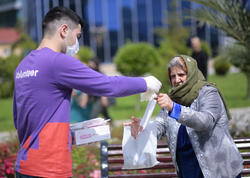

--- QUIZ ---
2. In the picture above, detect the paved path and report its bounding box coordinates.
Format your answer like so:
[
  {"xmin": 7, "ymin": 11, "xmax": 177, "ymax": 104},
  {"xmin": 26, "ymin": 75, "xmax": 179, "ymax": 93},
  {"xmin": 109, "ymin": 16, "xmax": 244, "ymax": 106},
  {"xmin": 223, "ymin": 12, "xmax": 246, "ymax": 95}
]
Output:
[{"xmin": 0, "ymin": 130, "xmax": 17, "ymax": 143}]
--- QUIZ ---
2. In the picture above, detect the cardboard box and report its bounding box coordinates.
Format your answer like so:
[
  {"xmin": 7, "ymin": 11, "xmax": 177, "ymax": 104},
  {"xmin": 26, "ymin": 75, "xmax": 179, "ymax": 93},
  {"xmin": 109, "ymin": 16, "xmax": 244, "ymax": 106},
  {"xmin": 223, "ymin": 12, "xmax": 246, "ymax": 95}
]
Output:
[
  {"xmin": 70, "ymin": 118, "xmax": 111, "ymax": 145},
  {"xmin": 70, "ymin": 118, "xmax": 106, "ymax": 130}
]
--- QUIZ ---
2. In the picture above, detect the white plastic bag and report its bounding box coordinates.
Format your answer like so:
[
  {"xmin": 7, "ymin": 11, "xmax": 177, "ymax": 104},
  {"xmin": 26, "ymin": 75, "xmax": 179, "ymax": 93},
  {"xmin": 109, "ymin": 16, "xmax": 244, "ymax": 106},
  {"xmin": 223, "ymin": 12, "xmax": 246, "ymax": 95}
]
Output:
[
  {"xmin": 122, "ymin": 121, "xmax": 159, "ymax": 169},
  {"xmin": 139, "ymin": 98, "xmax": 156, "ymax": 131}
]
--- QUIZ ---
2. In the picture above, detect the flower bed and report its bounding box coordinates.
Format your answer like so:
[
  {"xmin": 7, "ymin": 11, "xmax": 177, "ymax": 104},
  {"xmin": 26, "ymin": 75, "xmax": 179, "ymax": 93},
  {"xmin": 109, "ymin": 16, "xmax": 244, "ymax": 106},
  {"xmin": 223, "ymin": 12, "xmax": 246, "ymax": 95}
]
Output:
[
  {"xmin": 0, "ymin": 139, "xmax": 19, "ymax": 178},
  {"xmin": 0, "ymin": 138, "xmax": 101, "ymax": 178},
  {"xmin": 71, "ymin": 145, "xmax": 100, "ymax": 178}
]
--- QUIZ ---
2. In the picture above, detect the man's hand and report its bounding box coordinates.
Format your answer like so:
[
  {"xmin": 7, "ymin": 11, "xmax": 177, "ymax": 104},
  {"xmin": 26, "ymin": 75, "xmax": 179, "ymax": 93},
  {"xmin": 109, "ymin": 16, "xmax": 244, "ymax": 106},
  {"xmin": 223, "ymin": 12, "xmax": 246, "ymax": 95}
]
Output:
[
  {"xmin": 141, "ymin": 76, "xmax": 162, "ymax": 101},
  {"xmin": 124, "ymin": 116, "xmax": 143, "ymax": 139},
  {"xmin": 155, "ymin": 93, "xmax": 174, "ymax": 111}
]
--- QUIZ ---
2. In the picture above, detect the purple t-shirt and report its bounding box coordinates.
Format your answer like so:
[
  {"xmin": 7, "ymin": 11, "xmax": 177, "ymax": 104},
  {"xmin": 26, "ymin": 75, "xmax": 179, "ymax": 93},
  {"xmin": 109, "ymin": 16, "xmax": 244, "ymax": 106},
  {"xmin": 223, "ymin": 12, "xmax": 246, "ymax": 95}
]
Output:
[{"xmin": 13, "ymin": 47, "xmax": 146, "ymax": 177}]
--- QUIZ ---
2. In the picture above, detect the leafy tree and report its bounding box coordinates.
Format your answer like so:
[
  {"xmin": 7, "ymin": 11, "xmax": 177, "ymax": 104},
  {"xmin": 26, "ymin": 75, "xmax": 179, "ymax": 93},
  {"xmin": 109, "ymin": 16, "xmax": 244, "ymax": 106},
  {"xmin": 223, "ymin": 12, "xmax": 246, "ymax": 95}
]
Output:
[
  {"xmin": 12, "ymin": 33, "xmax": 37, "ymax": 56},
  {"xmin": 188, "ymin": 0, "xmax": 250, "ymax": 98},
  {"xmin": 0, "ymin": 32, "xmax": 36, "ymax": 98}
]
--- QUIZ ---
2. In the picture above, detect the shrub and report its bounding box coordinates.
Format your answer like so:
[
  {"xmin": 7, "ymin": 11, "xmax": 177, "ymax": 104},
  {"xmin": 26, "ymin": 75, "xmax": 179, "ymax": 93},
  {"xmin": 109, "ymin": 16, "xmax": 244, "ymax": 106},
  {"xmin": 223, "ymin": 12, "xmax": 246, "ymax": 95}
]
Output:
[
  {"xmin": 0, "ymin": 32, "xmax": 36, "ymax": 99},
  {"xmin": 11, "ymin": 33, "xmax": 36, "ymax": 54},
  {"xmin": 114, "ymin": 42, "xmax": 161, "ymax": 76},
  {"xmin": 213, "ymin": 55, "xmax": 231, "ymax": 75},
  {"xmin": 0, "ymin": 55, "xmax": 22, "ymax": 98},
  {"xmin": 77, "ymin": 46, "xmax": 95, "ymax": 64},
  {"xmin": 0, "ymin": 81, "xmax": 13, "ymax": 98}
]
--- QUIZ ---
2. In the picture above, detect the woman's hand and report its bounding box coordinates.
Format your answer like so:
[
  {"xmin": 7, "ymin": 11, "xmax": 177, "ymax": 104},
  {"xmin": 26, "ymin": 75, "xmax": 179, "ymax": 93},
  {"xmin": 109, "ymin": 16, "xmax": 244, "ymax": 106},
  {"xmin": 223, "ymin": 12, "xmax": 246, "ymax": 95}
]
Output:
[
  {"xmin": 155, "ymin": 93, "xmax": 174, "ymax": 111},
  {"xmin": 124, "ymin": 116, "xmax": 143, "ymax": 139}
]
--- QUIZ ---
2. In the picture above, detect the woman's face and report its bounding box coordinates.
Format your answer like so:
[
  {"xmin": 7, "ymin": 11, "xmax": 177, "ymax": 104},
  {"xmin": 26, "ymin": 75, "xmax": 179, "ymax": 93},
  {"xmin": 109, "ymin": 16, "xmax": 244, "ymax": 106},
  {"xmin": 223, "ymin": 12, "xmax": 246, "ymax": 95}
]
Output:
[{"xmin": 170, "ymin": 66, "xmax": 187, "ymax": 87}]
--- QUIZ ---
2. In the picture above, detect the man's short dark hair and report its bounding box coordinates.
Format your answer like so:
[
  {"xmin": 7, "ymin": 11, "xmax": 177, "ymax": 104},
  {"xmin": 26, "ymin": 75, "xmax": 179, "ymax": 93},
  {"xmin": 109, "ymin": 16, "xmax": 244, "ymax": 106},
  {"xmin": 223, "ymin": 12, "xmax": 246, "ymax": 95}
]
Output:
[{"xmin": 42, "ymin": 6, "xmax": 84, "ymax": 36}]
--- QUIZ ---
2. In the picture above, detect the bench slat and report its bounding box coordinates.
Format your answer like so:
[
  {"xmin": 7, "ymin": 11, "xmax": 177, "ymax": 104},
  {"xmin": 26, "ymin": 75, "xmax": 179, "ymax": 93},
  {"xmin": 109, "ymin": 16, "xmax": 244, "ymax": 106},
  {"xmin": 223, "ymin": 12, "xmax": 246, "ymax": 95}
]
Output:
[
  {"xmin": 234, "ymin": 138, "xmax": 250, "ymax": 143},
  {"xmin": 236, "ymin": 143, "xmax": 250, "ymax": 149},
  {"xmin": 109, "ymin": 172, "xmax": 178, "ymax": 178},
  {"xmin": 241, "ymin": 152, "xmax": 250, "ymax": 159},
  {"xmin": 242, "ymin": 168, "xmax": 250, "ymax": 176},
  {"xmin": 109, "ymin": 163, "xmax": 175, "ymax": 172},
  {"xmin": 108, "ymin": 156, "xmax": 173, "ymax": 164},
  {"xmin": 243, "ymin": 159, "xmax": 250, "ymax": 165},
  {"xmin": 109, "ymin": 153, "xmax": 250, "ymax": 165},
  {"xmin": 108, "ymin": 148, "xmax": 170, "ymax": 157},
  {"xmin": 108, "ymin": 143, "xmax": 169, "ymax": 150}
]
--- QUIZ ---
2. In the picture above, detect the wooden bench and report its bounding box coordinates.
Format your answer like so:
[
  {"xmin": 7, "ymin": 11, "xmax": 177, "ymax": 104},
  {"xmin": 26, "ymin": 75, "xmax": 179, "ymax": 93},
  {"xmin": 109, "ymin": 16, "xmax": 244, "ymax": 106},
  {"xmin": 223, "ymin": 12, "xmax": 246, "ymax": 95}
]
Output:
[{"xmin": 100, "ymin": 138, "xmax": 250, "ymax": 178}]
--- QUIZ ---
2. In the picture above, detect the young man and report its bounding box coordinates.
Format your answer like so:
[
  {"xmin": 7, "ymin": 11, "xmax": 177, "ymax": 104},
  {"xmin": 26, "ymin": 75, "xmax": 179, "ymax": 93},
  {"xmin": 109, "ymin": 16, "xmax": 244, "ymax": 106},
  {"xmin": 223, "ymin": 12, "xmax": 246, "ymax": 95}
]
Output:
[{"xmin": 13, "ymin": 7, "xmax": 161, "ymax": 178}]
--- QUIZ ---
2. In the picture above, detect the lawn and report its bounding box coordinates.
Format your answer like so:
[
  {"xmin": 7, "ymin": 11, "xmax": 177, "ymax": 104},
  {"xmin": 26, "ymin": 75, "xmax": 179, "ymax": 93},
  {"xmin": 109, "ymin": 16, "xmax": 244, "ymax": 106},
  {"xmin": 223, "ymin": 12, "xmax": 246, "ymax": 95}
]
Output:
[
  {"xmin": 208, "ymin": 73, "xmax": 250, "ymax": 108},
  {"xmin": 0, "ymin": 98, "xmax": 15, "ymax": 131},
  {"xmin": 1, "ymin": 72, "xmax": 250, "ymax": 132}
]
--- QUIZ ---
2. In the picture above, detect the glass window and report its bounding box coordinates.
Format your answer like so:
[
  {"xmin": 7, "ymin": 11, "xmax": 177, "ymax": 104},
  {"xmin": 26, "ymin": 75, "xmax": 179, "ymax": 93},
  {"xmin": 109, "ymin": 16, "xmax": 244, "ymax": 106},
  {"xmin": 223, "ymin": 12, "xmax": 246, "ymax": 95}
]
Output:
[
  {"xmin": 152, "ymin": 0, "xmax": 162, "ymax": 28},
  {"xmin": 122, "ymin": 0, "xmax": 133, "ymax": 42},
  {"xmin": 107, "ymin": 0, "xmax": 118, "ymax": 58},
  {"xmin": 94, "ymin": 0, "xmax": 103, "ymax": 26},
  {"xmin": 137, "ymin": 0, "xmax": 147, "ymax": 41},
  {"xmin": 181, "ymin": 1, "xmax": 191, "ymax": 27}
]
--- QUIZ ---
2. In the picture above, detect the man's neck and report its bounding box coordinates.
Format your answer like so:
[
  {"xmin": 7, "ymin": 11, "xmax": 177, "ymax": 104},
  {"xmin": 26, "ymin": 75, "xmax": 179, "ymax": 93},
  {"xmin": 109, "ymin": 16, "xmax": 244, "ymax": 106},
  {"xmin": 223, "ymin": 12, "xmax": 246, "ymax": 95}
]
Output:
[{"xmin": 37, "ymin": 38, "xmax": 62, "ymax": 53}]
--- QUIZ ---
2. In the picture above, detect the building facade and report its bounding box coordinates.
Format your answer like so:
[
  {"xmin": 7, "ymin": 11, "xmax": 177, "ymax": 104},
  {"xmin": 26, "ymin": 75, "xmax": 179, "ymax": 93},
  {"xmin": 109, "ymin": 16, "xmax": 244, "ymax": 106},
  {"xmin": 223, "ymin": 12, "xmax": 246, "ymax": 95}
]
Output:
[
  {"xmin": 2, "ymin": 0, "xmax": 243, "ymax": 63},
  {"xmin": 0, "ymin": 0, "xmax": 22, "ymax": 28}
]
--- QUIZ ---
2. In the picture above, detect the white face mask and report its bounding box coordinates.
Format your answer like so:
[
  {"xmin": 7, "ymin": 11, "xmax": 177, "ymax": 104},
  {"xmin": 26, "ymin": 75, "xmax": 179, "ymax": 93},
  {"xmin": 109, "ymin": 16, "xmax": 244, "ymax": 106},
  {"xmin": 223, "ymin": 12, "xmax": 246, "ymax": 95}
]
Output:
[{"xmin": 66, "ymin": 37, "xmax": 79, "ymax": 56}]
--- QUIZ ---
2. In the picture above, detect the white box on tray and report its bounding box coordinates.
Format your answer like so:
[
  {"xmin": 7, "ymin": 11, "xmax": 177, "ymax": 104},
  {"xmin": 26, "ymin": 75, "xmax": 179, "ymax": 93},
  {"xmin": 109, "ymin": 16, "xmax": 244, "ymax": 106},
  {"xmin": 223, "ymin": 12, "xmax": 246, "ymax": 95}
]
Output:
[
  {"xmin": 70, "ymin": 117, "xmax": 106, "ymax": 130},
  {"xmin": 70, "ymin": 118, "xmax": 111, "ymax": 145}
]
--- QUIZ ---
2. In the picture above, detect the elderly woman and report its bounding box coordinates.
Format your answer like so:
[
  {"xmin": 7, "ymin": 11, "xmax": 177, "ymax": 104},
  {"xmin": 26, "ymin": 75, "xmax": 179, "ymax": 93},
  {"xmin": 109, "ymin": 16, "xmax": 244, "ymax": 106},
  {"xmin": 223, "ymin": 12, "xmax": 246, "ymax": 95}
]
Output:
[{"xmin": 127, "ymin": 55, "xmax": 243, "ymax": 178}]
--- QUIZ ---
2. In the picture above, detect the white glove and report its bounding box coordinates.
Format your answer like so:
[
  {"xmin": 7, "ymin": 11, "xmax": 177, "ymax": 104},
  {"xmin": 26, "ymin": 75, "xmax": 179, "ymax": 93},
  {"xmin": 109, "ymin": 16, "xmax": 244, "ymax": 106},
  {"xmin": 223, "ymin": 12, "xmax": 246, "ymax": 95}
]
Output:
[{"xmin": 141, "ymin": 76, "xmax": 162, "ymax": 101}]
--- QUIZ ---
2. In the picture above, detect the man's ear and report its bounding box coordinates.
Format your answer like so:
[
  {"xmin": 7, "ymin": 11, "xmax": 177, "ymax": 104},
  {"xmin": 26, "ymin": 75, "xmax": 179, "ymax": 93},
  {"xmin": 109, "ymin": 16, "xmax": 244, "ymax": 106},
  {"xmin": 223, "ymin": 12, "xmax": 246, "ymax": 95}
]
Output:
[{"xmin": 59, "ymin": 24, "xmax": 68, "ymax": 39}]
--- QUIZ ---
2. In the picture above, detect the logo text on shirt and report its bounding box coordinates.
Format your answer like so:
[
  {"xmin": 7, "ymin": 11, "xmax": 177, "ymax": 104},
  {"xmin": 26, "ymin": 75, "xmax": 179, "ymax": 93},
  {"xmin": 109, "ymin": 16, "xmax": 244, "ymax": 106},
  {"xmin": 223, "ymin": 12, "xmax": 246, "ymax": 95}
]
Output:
[{"xmin": 16, "ymin": 70, "xmax": 39, "ymax": 79}]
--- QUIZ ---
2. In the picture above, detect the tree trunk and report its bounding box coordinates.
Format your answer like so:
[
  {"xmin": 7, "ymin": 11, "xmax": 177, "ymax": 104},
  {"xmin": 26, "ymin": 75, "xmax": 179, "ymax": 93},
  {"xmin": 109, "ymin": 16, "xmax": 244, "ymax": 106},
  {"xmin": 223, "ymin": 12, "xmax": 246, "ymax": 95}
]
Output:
[
  {"xmin": 135, "ymin": 94, "xmax": 141, "ymax": 110},
  {"xmin": 246, "ymin": 72, "xmax": 250, "ymax": 99}
]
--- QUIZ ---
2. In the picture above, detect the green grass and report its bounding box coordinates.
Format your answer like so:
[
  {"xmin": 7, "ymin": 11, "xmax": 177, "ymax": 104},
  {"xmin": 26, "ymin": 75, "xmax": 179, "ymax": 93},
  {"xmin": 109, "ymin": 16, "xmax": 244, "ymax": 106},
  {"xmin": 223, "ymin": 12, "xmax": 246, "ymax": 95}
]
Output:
[
  {"xmin": 208, "ymin": 73, "xmax": 250, "ymax": 108},
  {"xmin": 1, "ymin": 72, "xmax": 250, "ymax": 132},
  {"xmin": 0, "ymin": 98, "xmax": 15, "ymax": 132}
]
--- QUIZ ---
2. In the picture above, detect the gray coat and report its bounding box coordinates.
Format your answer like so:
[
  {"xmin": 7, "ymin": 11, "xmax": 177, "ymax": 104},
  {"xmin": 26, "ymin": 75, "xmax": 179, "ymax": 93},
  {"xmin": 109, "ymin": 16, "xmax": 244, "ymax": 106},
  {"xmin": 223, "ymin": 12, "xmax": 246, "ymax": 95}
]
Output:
[{"xmin": 155, "ymin": 85, "xmax": 243, "ymax": 178}]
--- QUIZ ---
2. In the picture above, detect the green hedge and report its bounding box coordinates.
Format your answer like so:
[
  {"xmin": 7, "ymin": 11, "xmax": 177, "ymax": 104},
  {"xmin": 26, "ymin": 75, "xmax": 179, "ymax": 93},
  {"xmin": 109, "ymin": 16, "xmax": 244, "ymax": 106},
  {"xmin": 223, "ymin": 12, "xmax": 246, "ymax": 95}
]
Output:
[
  {"xmin": 0, "ymin": 55, "xmax": 21, "ymax": 98},
  {"xmin": 114, "ymin": 42, "xmax": 161, "ymax": 76},
  {"xmin": 213, "ymin": 55, "xmax": 231, "ymax": 76},
  {"xmin": 77, "ymin": 46, "xmax": 95, "ymax": 64}
]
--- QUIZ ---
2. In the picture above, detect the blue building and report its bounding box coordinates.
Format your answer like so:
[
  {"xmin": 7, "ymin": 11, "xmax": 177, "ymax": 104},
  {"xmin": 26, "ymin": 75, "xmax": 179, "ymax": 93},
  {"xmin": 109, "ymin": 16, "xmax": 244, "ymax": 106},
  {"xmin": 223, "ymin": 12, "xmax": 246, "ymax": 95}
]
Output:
[
  {"xmin": 2, "ymin": 0, "xmax": 242, "ymax": 63},
  {"xmin": 0, "ymin": 0, "xmax": 22, "ymax": 27}
]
